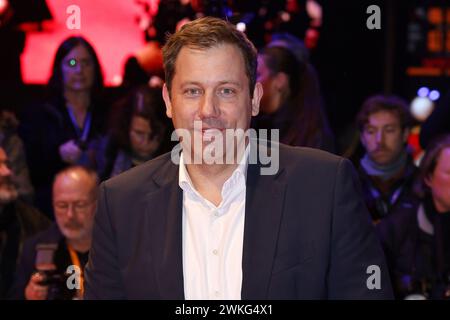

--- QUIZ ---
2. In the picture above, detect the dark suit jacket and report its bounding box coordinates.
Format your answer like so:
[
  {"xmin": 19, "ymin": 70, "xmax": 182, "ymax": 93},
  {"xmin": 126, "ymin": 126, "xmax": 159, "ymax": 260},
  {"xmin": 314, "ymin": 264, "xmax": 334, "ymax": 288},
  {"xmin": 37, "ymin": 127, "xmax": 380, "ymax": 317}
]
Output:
[{"xmin": 85, "ymin": 142, "xmax": 393, "ymax": 299}]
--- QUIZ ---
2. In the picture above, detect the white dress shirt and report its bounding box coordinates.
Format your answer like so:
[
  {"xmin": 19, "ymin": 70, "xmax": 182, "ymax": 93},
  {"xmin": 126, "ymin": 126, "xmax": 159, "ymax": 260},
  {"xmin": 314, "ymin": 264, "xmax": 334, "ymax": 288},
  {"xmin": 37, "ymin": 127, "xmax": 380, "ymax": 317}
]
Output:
[{"xmin": 179, "ymin": 147, "xmax": 249, "ymax": 300}]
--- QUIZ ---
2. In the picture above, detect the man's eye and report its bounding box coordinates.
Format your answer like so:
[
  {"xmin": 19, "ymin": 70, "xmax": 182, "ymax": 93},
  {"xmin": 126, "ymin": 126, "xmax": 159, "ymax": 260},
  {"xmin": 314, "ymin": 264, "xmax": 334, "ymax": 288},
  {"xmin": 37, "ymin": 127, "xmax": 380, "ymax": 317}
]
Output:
[
  {"xmin": 55, "ymin": 203, "xmax": 68, "ymax": 210},
  {"xmin": 184, "ymin": 88, "xmax": 202, "ymax": 96},
  {"xmin": 75, "ymin": 202, "xmax": 89, "ymax": 209},
  {"xmin": 384, "ymin": 127, "xmax": 396, "ymax": 133},
  {"xmin": 219, "ymin": 88, "xmax": 236, "ymax": 96}
]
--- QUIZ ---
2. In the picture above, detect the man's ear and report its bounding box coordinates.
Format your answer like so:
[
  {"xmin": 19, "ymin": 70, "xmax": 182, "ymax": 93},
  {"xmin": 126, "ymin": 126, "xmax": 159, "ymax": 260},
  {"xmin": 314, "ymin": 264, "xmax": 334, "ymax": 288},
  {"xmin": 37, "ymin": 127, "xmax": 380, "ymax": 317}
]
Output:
[
  {"xmin": 162, "ymin": 84, "xmax": 173, "ymax": 118},
  {"xmin": 251, "ymin": 82, "xmax": 263, "ymax": 116}
]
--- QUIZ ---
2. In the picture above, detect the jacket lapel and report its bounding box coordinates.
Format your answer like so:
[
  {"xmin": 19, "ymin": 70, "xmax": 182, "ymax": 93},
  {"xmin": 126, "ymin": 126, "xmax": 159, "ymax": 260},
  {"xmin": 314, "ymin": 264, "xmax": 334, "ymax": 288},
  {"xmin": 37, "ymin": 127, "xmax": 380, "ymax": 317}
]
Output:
[
  {"xmin": 146, "ymin": 159, "xmax": 185, "ymax": 299},
  {"xmin": 241, "ymin": 155, "xmax": 286, "ymax": 299},
  {"xmin": 145, "ymin": 139, "xmax": 286, "ymax": 300}
]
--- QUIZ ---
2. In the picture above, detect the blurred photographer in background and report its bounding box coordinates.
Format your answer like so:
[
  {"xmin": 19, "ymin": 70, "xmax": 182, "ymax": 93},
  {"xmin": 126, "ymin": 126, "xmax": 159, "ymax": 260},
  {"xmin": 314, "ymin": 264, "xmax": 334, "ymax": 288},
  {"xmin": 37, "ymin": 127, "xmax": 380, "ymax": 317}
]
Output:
[
  {"xmin": 19, "ymin": 36, "xmax": 108, "ymax": 218},
  {"xmin": 9, "ymin": 166, "xmax": 98, "ymax": 300},
  {"xmin": 0, "ymin": 146, "xmax": 49, "ymax": 298},
  {"xmin": 377, "ymin": 134, "xmax": 450, "ymax": 299}
]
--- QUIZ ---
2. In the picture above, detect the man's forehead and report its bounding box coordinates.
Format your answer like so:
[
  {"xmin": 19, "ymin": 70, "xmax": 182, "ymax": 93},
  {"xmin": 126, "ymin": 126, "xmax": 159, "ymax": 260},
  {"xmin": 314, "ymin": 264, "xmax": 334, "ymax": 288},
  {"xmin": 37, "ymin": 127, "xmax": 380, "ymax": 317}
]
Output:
[
  {"xmin": 367, "ymin": 111, "xmax": 401, "ymax": 124},
  {"xmin": 172, "ymin": 45, "xmax": 247, "ymax": 85},
  {"xmin": 177, "ymin": 45, "xmax": 241, "ymax": 63},
  {"xmin": 54, "ymin": 174, "xmax": 94, "ymax": 191}
]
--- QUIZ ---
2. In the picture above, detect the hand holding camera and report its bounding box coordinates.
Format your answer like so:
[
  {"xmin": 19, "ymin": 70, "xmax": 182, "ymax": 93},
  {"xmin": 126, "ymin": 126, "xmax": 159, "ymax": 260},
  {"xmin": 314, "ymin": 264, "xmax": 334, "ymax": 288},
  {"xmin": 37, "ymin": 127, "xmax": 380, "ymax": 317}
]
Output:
[{"xmin": 24, "ymin": 272, "xmax": 50, "ymax": 300}]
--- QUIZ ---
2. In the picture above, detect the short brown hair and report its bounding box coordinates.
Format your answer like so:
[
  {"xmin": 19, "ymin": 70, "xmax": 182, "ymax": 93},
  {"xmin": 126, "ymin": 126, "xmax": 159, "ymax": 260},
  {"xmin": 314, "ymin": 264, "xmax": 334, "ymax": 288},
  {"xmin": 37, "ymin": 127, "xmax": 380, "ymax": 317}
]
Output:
[
  {"xmin": 162, "ymin": 17, "xmax": 258, "ymax": 97},
  {"xmin": 414, "ymin": 134, "xmax": 450, "ymax": 198},
  {"xmin": 356, "ymin": 94, "xmax": 412, "ymax": 131}
]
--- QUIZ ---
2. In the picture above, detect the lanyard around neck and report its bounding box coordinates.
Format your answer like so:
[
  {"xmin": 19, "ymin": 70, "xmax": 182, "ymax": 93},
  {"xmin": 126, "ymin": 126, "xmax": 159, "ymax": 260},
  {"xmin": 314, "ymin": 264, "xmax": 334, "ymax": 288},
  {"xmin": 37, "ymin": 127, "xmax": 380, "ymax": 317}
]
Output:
[{"xmin": 67, "ymin": 107, "xmax": 92, "ymax": 142}]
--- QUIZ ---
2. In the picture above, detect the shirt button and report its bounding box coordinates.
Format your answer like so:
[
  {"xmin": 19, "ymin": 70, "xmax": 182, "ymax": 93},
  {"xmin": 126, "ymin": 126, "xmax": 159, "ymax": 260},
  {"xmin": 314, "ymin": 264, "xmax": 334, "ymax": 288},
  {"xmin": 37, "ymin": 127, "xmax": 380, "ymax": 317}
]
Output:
[
  {"xmin": 212, "ymin": 249, "xmax": 218, "ymax": 255},
  {"xmin": 215, "ymin": 291, "xmax": 220, "ymax": 297}
]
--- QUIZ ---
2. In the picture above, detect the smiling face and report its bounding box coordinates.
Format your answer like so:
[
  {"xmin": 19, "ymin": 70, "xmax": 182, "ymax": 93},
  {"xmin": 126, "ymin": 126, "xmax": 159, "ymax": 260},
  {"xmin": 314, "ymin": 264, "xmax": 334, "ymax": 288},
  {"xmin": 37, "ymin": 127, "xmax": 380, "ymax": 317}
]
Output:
[
  {"xmin": 162, "ymin": 43, "xmax": 263, "ymax": 163},
  {"xmin": 61, "ymin": 44, "xmax": 95, "ymax": 92}
]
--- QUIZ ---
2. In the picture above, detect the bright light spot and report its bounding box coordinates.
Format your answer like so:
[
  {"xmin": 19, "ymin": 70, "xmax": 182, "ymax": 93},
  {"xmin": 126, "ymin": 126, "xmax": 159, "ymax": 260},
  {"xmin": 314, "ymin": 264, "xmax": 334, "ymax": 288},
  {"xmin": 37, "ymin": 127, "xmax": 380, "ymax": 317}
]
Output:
[
  {"xmin": 410, "ymin": 97, "xmax": 434, "ymax": 122},
  {"xmin": 111, "ymin": 75, "xmax": 123, "ymax": 86},
  {"xmin": 281, "ymin": 12, "xmax": 291, "ymax": 22},
  {"xmin": 0, "ymin": 0, "xmax": 8, "ymax": 14},
  {"xmin": 306, "ymin": 0, "xmax": 323, "ymax": 26},
  {"xmin": 417, "ymin": 87, "xmax": 429, "ymax": 98},
  {"xmin": 429, "ymin": 90, "xmax": 440, "ymax": 101},
  {"xmin": 236, "ymin": 22, "xmax": 246, "ymax": 32}
]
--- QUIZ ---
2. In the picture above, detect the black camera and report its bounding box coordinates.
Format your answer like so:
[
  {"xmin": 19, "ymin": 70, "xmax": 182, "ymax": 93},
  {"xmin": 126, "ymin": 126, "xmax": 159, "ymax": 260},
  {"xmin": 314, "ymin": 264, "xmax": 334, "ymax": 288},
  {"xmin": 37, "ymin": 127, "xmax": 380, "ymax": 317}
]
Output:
[
  {"xmin": 37, "ymin": 270, "xmax": 74, "ymax": 300},
  {"xmin": 34, "ymin": 243, "xmax": 76, "ymax": 300}
]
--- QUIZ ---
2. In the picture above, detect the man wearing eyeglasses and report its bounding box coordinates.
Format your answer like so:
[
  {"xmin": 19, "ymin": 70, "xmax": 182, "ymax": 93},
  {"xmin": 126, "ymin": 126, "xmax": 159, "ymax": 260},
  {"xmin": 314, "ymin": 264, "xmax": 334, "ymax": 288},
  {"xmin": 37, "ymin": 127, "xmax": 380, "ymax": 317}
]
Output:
[{"xmin": 9, "ymin": 166, "xmax": 98, "ymax": 300}]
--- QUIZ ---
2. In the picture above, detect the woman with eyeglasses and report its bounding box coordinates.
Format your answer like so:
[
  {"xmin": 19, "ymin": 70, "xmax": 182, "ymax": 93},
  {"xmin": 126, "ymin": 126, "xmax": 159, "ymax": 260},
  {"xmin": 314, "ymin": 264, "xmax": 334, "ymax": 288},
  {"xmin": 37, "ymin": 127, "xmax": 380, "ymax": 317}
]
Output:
[{"xmin": 19, "ymin": 36, "xmax": 108, "ymax": 218}]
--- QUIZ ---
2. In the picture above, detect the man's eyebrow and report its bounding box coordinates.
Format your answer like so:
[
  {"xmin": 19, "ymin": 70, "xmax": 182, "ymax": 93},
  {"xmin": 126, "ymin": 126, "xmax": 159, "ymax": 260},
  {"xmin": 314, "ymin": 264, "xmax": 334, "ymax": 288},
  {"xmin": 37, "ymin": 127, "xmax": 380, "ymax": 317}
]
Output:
[
  {"xmin": 179, "ymin": 81, "xmax": 202, "ymax": 87},
  {"xmin": 217, "ymin": 81, "xmax": 242, "ymax": 87},
  {"xmin": 179, "ymin": 81, "xmax": 242, "ymax": 87}
]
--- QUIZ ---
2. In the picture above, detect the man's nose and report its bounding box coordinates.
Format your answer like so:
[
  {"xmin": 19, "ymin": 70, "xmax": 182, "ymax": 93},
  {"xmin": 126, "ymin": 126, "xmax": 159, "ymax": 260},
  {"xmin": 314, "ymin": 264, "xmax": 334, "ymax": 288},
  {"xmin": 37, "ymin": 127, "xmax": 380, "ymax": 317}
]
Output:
[
  {"xmin": 66, "ymin": 204, "xmax": 75, "ymax": 219},
  {"xmin": 375, "ymin": 131, "xmax": 384, "ymax": 144},
  {"xmin": 199, "ymin": 91, "xmax": 219, "ymax": 120}
]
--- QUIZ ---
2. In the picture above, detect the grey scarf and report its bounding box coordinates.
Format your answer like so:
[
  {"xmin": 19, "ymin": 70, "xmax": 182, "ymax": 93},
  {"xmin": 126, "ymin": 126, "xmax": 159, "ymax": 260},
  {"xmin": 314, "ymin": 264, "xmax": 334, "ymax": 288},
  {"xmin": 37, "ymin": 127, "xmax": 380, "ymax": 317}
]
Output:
[{"xmin": 360, "ymin": 150, "xmax": 408, "ymax": 181}]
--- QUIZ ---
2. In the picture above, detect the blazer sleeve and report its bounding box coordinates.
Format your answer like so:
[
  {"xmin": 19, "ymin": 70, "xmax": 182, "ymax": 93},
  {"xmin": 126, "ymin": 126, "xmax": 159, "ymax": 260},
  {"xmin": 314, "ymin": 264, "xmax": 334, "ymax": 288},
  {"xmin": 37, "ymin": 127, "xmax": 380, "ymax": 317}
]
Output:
[
  {"xmin": 84, "ymin": 183, "xmax": 125, "ymax": 299},
  {"xmin": 327, "ymin": 158, "xmax": 394, "ymax": 299}
]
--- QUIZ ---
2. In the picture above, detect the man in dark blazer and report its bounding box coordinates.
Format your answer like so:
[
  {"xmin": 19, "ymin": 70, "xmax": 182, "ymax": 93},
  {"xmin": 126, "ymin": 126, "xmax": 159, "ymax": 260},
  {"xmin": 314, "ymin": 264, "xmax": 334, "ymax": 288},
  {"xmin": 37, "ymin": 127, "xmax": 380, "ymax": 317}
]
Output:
[{"xmin": 85, "ymin": 17, "xmax": 393, "ymax": 299}]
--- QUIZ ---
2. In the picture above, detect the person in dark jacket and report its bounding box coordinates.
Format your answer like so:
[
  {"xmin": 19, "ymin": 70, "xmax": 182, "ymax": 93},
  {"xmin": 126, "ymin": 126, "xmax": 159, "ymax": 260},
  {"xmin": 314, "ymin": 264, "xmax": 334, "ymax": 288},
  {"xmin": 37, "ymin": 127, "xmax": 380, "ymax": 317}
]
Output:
[
  {"xmin": 84, "ymin": 17, "xmax": 392, "ymax": 300},
  {"xmin": 377, "ymin": 134, "xmax": 450, "ymax": 299},
  {"xmin": 356, "ymin": 94, "xmax": 417, "ymax": 223}
]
